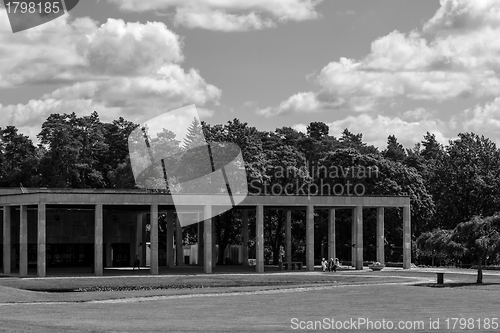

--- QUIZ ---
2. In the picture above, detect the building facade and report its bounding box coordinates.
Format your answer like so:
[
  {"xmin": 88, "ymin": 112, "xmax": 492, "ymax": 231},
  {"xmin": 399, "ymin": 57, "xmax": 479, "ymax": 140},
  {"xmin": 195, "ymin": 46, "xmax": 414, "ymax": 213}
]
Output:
[{"xmin": 0, "ymin": 189, "xmax": 411, "ymax": 277}]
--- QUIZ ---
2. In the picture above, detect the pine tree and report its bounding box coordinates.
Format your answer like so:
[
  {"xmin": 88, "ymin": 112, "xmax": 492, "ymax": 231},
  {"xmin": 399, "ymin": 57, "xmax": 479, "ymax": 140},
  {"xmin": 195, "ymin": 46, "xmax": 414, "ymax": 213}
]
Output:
[
  {"xmin": 182, "ymin": 117, "xmax": 205, "ymax": 150},
  {"xmin": 421, "ymin": 132, "xmax": 442, "ymax": 160},
  {"xmin": 384, "ymin": 135, "xmax": 406, "ymax": 161}
]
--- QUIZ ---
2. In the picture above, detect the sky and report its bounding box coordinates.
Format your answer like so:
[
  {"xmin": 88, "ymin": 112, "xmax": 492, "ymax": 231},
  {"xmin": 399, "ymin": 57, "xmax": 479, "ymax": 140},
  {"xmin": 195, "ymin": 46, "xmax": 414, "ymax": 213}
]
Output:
[{"xmin": 0, "ymin": 0, "xmax": 499, "ymax": 150}]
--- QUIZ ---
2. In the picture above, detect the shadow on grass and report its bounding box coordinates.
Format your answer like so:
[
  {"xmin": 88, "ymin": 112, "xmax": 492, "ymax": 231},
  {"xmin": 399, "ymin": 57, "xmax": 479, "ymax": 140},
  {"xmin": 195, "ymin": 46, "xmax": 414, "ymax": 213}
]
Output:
[{"xmin": 414, "ymin": 282, "xmax": 500, "ymax": 288}]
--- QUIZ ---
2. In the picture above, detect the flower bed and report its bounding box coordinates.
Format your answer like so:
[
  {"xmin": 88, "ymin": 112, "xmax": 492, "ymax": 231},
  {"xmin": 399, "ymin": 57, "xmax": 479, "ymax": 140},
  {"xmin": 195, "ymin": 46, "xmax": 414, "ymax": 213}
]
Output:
[{"xmin": 368, "ymin": 262, "xmax": 385, "ymax": 271}]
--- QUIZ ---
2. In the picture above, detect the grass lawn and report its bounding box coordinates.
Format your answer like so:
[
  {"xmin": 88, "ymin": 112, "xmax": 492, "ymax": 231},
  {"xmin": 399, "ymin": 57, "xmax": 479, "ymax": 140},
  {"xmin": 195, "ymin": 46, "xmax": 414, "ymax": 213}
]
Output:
[{"xmin": 0, "ymin": 269, "xmax": 499, "ymax": 332}]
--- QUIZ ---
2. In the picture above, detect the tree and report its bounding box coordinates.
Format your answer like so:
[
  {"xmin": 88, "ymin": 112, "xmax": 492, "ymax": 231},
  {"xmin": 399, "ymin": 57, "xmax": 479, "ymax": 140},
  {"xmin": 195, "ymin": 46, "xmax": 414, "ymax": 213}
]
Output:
[
  {"xmin": 416, "ymin": 228, "xmax": 452, "ymax": 267},
  {"xmin": 103, "ymin": 117, "xmax": 139, "ymax": 188},
  {"xmin": 421, "ymin": 132, "xmax": 443, "ymax": 161},
  {"xmin": 204, "ymin": 118, "xmax": 267, "ymax": 191},
  {"xmin": 38, "ymin": 113, "xmax": 82, "ymax": 187},
  {"xmin": 0, "ymin": 126, "xmax": 40, "ymax": 186},
  {"xmin": 274, "ymin": 126, "xmax": 304, "ymax": 147},
  {"xmin": 296, "ymin": 122, "xmax": 339, "ymax": 177},
  {"xmin": 37, "ymin": 112, "xmax": 110, "ymax": 188},
  {"xmin": 133, "ymin": 126, "xmax": 182, "ymax": 193},
  {"xmin": 182, "ymin": 117, "xmax": 204, "ymax": 150},
  {"xmin": 417, "ymin": 214, "xmax": 500, "ymax": 283},
  {"xmin": 73, "ymin": 112, "xmax": 109, "ymax": 188},
  {"xmin": 383, "ymin": 135, "xmax": 406, "ymax": 162},
  {"xmin": 338, "ymin": 128, "xmax": 379, "ymax": 155},
  {"xmin": 430, "ymin": 133, "xmax": 500, "ymax": 229},
  {"xmin": 307, "ymin": 122, "xmax": 329, "ymax": 140}
]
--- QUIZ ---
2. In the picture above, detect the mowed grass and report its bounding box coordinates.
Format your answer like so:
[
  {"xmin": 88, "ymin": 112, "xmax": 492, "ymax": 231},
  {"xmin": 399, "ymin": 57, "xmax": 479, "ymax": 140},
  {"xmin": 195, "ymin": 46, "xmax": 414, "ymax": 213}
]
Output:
[
  {"xmin": 1, "ymin": 281, "xmax": 500, "ymax": 332},
  {"xmin": 0, "ymin": 269, "xmax": 499, "ymax": 332},
  {"xmin": 0, "ymin": 272, "xmax": 412, "ymax": 303}
]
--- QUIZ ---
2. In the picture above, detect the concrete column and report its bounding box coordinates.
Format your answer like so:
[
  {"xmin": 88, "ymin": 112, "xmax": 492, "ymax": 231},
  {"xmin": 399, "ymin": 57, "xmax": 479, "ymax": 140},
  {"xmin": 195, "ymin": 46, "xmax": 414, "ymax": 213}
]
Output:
[
  {"xmin": 37, "ymin": 202, "xmax": 46, "ymax": 277},
  {"xmin": 203, "ymin": 205, "xmax": 212, "ymax": 273},
  {"xmin": 105, "ymin": 216, "xmax": 112, "ymax": 267},
  {"xmin": 285, "ymin": 210, "xmax": 292, "ymax": 263},
  {"xmin": 306, "ymin": 205, "xmax": 314, "ymax": 272},
  {"xmin": 328, "ymin": 209, "xmax": 336, "ymax": 260},
  {"xmin": 212, "ymin": 218, "xmax": 217, "ymax": 268},
  {"xmin": 241, "ymin": 209, "xmax": 249, "ymax": 266},
  {"xmin": 256, "ymin": 204, "xmax": 264, "ymax": 273},
  {"xmin": 3, "ymin": 206, "xmax": 11, "ymax": 274},
  {"xmin": 175, "ymin": 215, "xmax": 183, "ymax": 266},
  {"xmin": 150, "ymin": 204, "xmax": 159, "ymax": 275},
  {"xmin": 354, "ymin": 206, "xmax": 363, "ymax": 270},
  {"xmin": 141, "ymin": 216, "xmax": 147, "ymax": 267},
  {"xmin": 351, "ymin": 209, "xmax": 356, "ymax": 267},
  {"xmin": 129, "ymin": 224, "xmax": 135, "ymax": 267},
  {"xmin": 94, "ymin": 203, "xmax": 103, "ymax": 276},
  {"xmin": 403, "ymin": 205, "xmax": 411, "ymax": 269},
  {"xmin": 19, "ymin": 205, "xmax": 28, "ymax": 277},
  {"xmin": 135, "ymin": 213, "xmax": 143, "ymax": 267},
  {"xmin": 197, "ymin": 221, "xmax": 204, "ymax": 266},
  {"xmin": 376, "ymin": 207, "xmax": 385, "ymax": 265},
  {"xmin": 166, "ymin": 211, "xmax": 174, "ymax": 268}
]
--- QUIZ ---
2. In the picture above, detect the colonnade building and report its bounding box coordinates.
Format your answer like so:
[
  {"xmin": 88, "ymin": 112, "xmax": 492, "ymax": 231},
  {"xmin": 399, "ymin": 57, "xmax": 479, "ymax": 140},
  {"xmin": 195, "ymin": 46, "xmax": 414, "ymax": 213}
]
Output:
[{"xmin": 0, "ymin": 189, "xmax": 411, "ymax": 277}]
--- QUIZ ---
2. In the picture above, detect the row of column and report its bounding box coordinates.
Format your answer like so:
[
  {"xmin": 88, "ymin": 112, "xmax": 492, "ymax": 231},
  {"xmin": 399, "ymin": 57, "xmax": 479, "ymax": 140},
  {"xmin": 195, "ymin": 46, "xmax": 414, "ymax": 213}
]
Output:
[
  {"xmin": 159, "ymin": 204, "xmax": 410, "ymax": 273},
  {"xmin": 2, "ymin": 203, "xmax": 47, "ymax": 277},
  {"xmin": 1, "ymin": 203, "xmax": 411, "ymax": 277},
  {"xmin": 266, "ymin": 205, "xmax": 411, "ymax": 271},
  {"xmin": 349, "ymin": 206, "xmax": 411, "ymax": 269}
]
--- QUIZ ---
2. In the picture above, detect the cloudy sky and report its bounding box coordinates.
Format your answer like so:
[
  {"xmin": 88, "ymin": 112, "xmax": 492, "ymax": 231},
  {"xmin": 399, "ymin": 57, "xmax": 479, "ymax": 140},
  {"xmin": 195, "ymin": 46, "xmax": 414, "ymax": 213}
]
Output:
[{"xmin": 0, "ymin": 0, "xmax": 499, "ymax": 149}]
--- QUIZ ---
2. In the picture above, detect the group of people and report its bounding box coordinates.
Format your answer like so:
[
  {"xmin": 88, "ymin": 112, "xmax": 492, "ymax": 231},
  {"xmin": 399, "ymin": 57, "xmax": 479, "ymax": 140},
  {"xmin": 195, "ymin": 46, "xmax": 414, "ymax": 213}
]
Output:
[{"xmin": 321, "ymin": 258, "xmax": 339, "ymax": 272}]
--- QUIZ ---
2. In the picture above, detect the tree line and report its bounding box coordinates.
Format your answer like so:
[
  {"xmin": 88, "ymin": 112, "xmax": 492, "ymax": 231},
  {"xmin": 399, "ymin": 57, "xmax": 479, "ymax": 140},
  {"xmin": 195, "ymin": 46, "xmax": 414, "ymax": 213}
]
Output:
[{"xmin": 2, "ymin": 112, "xmax": 500, "ymax": 275}]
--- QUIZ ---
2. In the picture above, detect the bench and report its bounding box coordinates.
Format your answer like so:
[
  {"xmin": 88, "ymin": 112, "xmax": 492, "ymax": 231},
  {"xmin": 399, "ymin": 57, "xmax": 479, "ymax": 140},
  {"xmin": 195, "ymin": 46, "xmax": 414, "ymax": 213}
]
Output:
[{"xmin": 279, "ymin": 261, "xmax": 303, "ymax": 270}]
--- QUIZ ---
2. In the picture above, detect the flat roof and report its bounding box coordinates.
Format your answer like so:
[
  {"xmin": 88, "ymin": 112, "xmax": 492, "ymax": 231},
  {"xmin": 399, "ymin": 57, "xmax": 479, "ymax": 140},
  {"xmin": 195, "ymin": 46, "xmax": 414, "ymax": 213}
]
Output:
[{"xmin": 0, "ymin": 188, "xmax": 410, "ymax": 208}]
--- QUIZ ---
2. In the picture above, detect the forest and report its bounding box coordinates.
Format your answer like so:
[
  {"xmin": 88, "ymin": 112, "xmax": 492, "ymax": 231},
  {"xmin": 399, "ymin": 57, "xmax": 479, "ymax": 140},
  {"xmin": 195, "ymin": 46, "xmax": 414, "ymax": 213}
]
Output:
[{"xmin": 2, "ymin": 111, "xmax": 500, "ymax": 269}]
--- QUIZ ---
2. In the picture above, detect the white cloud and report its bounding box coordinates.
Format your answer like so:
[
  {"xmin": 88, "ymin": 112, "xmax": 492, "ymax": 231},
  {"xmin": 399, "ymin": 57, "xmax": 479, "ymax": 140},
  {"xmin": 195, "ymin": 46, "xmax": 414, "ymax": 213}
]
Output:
[
  {"xmin": 257, "ymin": 91, "xmax": 344, "ymax": 117},
  {"xmin": 0, "ymin": 14, "xmax": 185, "ymax": 87},
  {"xmin": 0, "ymin": 11, "xmax": 221, "ymax": 139},
  {"xmin": 325, "ymin": 114, "xmax": 450, "ymax": 150},
  {"xmin": 0, "ymin": 67, "xmax": 221, "ymax": 135},
  {"xmin": 401, "ymin": 107, "xmax": 434, "ymax": 121},
  {"xmin": 197, "ymin": 107, "xmax": 216, "ymax": 119},
  {"xmin": 292, "ymin": 123, "xmax": 307, "ymax": 134},
  {"xmin": 81, "ymin": 20, "xmax": 184, "ymax": 76},
  {"xmin": 261, "ymin": 0, "xmax": 500, "ymax": 117},
  {"xmin": 256, "ymin": 0, "xmax": 500, "ymax": 158},
  {"xmin": 462, "ymin": 97, "xmax": 500, "ymax": 133},
  {"xmin": 107, "ymin": 0, "xmax": 322, "ymax": 31},
  {"xmin": 43, "ymin": 65, "xmax": 220, "ymax": 113},
  {"xmin": 174, "ymin": 8, "xmax": 276, "ymax": 31},
  {"xmin": 435, "ymin": 97, "xmax": 500, "ymax": 147},
  {"xmin": 423, "ymin": 0, "xmax": 500, "ymax": 33}
]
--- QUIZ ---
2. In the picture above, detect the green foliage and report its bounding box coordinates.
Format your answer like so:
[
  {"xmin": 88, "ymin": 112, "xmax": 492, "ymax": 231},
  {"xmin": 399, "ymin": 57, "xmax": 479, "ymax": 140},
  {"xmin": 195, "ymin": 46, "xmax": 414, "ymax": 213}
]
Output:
[
  {"xmin": 383, "ymin": 135, "xmax": 406, "ymax": 162},
  {"xmin": 430, "ymin": 133, "xmax": 500, "ymax": 229},
  {"xmin": 417, "ymin": 214, "xmax": 500, "ymax": 283},
  {"xmin": 7, "ymin": 112, "xmax": 500, "ymax": 270},
  {"xmin": 306, "ymin": 122, "xmax": 329, "ymax": 140},
  {"xmin": 182, "ymin": 117, "xmax": 204, "ymax": 150},
  {"xmin": 0, "ymin": 126, "xmax": 39, "ymax": 186}
]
